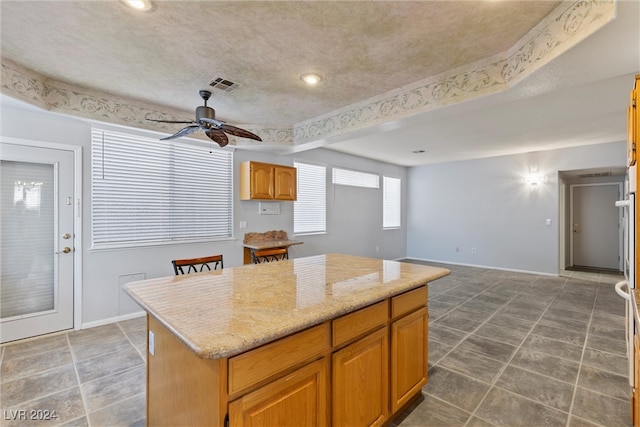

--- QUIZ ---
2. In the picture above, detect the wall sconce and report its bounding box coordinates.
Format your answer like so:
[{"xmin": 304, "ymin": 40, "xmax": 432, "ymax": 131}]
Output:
[{"xmin": 525, "ymin": 173, "xmax": 544, "ymax": 186}]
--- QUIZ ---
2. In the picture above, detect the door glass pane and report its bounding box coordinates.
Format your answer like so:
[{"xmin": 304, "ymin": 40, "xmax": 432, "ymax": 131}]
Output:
[{"xmin": 1, "ymin": 160, "xmax": 55, "ymax": 319}]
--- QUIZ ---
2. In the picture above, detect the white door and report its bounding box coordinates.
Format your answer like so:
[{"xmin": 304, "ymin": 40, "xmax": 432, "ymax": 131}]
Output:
[
  {"xmin": 571, "ymin": 183, "xmax": 622, "ymax": 271},
  {"xmin": 0, "ymin": 142, "xmax": 75, "ymax": 343}
]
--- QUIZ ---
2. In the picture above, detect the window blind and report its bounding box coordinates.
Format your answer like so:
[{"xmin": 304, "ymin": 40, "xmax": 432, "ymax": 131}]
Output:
[
  {"xmin": 294, "ymin": 162, "xmax": 326, "ymax": 234},
  {"xmin": 383, "ymin": 176, "xmax": 401, "ymax": 229},
  {"xmin": 332, "ymin": 167, "xmax": 379, "ymax": 188},
  {"xmin": 91, "ymin": 128, "xmax": 233, "ymax": 248}
]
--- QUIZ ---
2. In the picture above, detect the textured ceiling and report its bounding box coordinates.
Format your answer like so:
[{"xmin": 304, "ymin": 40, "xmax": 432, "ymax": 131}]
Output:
[{"xmin": 1, "ymin": 0, "xmax": 638, "ymax": 166}]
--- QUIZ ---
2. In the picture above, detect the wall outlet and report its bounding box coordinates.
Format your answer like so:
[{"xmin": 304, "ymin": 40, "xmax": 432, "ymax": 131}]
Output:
[
  {"xmin": 471, "ymin": 248, "xmax": 477, "ymax": 253},
  {"xmin": 148, "ymin": 330, "xmax": 155, "ymax": 356},
  {"xmin": 239, "ymin": 221, "xmax": 247, "ymax": 229}
]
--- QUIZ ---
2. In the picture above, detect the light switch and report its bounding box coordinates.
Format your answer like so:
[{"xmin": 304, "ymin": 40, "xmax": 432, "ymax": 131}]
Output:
[{"xmin": 545, "ymin": 219, "xmax": 552, "ymax": 226}]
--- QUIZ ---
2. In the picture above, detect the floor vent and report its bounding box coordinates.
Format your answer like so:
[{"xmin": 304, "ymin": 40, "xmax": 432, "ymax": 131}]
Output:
[{"xmin": 209, "ymin": 77, "xmax": 238, "ymax": 92}]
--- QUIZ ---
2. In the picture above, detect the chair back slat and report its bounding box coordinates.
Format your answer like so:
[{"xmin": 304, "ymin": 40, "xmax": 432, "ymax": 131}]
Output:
[
  {"xmin": 253, "ymin": 248, "xmax": 288, "ymax": 264},
  {"xmin": 172, "ymin": 254, "xmax": 223, "ymax": 275}
]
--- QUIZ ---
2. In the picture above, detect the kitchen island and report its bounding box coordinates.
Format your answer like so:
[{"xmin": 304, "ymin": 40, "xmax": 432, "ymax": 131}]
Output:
[{"xmin": 125, "ymin": 254, "xmax": 449, "ymax": 427}]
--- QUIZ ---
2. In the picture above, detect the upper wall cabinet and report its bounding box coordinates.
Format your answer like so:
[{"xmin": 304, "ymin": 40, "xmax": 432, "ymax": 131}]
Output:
[{"xmin": 240, "ymin": 161, "xmax": 297, "ymax": 201}]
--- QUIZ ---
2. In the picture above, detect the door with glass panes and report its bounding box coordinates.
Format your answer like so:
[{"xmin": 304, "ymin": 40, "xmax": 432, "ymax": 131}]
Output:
[{"xmin": 0, "ymin": 141, "xmax": 75, "ymax": 343}]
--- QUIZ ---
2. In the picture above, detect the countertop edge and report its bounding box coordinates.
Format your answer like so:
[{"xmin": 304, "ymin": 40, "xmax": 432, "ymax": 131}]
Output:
[{"xmin": 242, "ymin": 240, "xmax": 304, "ymax": 250}]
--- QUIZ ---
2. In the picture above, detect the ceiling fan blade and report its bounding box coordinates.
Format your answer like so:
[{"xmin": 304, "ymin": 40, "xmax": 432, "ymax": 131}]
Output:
[
  {"xmin": 147, "ymin": 118, "xmax": 195, "ymax": 124},
  {"xmin": 160, "ymin": 124, "xmax": 201, "ymax": 140},
  {"xmin": 220, "ymin": 124, "xmax": 262, "ymax": 142},
  {"xmin": 205, "ymin": 129, "xmax": 229, "ymax": 147}
]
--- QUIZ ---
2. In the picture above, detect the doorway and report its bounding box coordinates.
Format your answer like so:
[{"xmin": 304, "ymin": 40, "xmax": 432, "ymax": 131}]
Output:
[
  {"xmin": 0, "ymin": 140, "xmax": 79, "ymax": 343},
  {"xmin": 569, "ymin": 183, "xmax": 622, "ymax": 272}
]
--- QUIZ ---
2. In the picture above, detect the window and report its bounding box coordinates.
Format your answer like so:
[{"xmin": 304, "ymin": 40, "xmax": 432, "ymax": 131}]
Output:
[
  {"xmin": 91, "ymin": 128, "xmax": 233, "ymax": 248},
  {"xmin": 294, "ymin": 162, "xmax": 326, "ymax": 234},
  {"xmin": 332, "ymin": 167, "xmax": 379, "ymax": 188},
  {"xmin": 383, "ymin": 176, "xmax": 401, "ymax": 229}
]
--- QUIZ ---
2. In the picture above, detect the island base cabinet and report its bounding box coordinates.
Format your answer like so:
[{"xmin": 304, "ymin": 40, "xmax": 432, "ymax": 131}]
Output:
[
  {"xmin": 144, "ymin": 285, "xmax": 432, "ymax": 427},
  {"xmin": 229, "ymin": 358, "xmax": 328, "ymax": 427},
  {"xmin": 391, "ymin": 307, "xmax": 428, "ymax": 413},
  {"xmin": 332, "ymin": 327, "xmax": 389, "ymax": 427},
  {"xmin": 147, "ymin": 315, "xmax": 227, "ymax": 427}
]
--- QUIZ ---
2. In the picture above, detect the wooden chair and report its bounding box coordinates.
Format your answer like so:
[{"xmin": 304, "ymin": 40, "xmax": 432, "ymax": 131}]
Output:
[
  {"xmin": 172, "ymin": 254, "xmax": 223, "ymax": 275},
  {"xmin": 252, "ymin": 247, "xmax": 288, "ymax": 264}
]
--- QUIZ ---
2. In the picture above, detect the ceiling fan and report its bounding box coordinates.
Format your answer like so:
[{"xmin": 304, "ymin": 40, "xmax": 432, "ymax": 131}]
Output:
[{"xmin": 147, "ymin": 90, "xmax": 262, "ymax": 147}]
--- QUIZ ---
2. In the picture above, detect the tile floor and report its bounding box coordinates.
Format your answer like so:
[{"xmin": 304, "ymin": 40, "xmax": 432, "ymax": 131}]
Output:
[
  {"xmin": 0, "ymin": 318, "xmax": 146, "ymax": 427},
  {"xmin": 394, "ymin": 261, "xmax": 630, "ymax": 427},
  {"xmin": 0, "ymin": 262, "xmax": 630, "ymax": 427}
]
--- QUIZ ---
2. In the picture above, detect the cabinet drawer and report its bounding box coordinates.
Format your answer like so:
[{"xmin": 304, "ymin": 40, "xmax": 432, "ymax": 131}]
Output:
[
  {"xmin": 228, "ymin": 323, "xmax": 329, "ymax": 396},
  {"xmin": 332, "ymin": 300, "xmax": 388, "ymax": 347},
  {"xmin": 392, "ymin": 286, "xmax": 427, "ymax": 319}
]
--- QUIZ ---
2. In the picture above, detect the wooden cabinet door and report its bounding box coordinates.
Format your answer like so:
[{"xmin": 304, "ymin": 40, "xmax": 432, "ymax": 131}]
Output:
[
  {"xmin": 274, "ymin": 166, "xmax": 297, "ymax": 201},
  {"xmin": 628, "ymin": 87, "xmax": 637, "ymax": 166},
  {"xmin": 391, "ymin": 307, "xmax": 427, "ymax": 413},
  {"xmin": 229, "ymin": 358, "xmax": 328, "ymax": 427},
  {"xmin": 250, "ymin": 162, "xmax": 274, "ymax": 200},
  {"xmin": 332, "ymin": 327, "xmax": 389, "ymax": 427}
]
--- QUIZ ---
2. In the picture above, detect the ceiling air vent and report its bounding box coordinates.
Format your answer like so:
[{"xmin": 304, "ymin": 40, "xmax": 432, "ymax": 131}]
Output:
[
  {"xmin": 208, "ymin": 77, "xmax": 238, "ymax": 93},
  {"xmin": 577, "ymin": 172, "xmax": 613, "ymax": 178}
]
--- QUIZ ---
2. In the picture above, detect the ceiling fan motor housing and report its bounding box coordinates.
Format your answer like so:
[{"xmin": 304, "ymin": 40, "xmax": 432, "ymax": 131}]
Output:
[{"xmin": 196, "ymin": 105, "xmax": 216, "ymax": 123}]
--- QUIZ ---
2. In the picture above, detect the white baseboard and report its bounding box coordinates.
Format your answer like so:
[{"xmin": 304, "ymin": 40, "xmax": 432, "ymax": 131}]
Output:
[
  {"xmin": 81, "ymin": 311, "xmax": 146, "ymax": 330},
  {"xmin": 402, "ymin": 257, "xmax": 558, "ymax": 277}
]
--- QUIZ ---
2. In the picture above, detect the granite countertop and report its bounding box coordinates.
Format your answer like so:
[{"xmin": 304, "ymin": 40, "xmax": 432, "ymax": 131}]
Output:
[
  {"xmin": 124, "ymin": 254, "xmax": 449, "ymax": 360},
  {"xmin": 243, "ymin": 239, "xmax": 303, "ymax": 250}
]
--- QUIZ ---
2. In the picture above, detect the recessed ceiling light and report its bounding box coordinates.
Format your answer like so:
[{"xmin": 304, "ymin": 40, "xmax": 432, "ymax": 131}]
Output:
[
  {"xmin": 121, "ymin": 0, "xmax": 152, "ymax": 11},
  {"xmin": 300, "ymin": 73, "xmax": 322, "ymax": 86}
]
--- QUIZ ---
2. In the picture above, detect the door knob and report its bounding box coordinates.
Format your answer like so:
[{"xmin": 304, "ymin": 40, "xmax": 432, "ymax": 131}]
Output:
[
  {"xmin": 62, "ymin": 233, "xmax": 72, "ymax": 239},
  {"xmin": 56, "ymin": 247, "xmax": 72, "ymax": 254}
]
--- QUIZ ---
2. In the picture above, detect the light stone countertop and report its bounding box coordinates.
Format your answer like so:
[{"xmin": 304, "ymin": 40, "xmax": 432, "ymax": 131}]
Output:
[{"xmin": 124, "ymin": 254, "xmax": 450, "ymax": 359}]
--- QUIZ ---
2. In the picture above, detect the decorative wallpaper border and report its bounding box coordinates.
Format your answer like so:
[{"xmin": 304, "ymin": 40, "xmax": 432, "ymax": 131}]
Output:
[
  {"xmin": 0, "ymin": 60, "xmax": 294, "ymax": 147},
  {"xmin": 293, "ymin": 0, "xmax": 615, "ymax": 145},
  {"xmin": 1, "ymin": 0, "xmax": 614, "ymax": 148}
]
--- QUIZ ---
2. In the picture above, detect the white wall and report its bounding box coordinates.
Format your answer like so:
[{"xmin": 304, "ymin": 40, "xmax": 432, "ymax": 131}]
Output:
[
  {"xmin": 288, "ymin": 149, "xmax": 408, "ymax": 261},
  {"xmin": 407, "ymin": 142, "xmax": 626, "ymax": 275},
  {"xmin": 6, "ymin": 99, "xmax": 621, "ymax": 325},
  {"xmin": 1, "ymin": 102, "xmax": 407, "ymax": 327}
]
